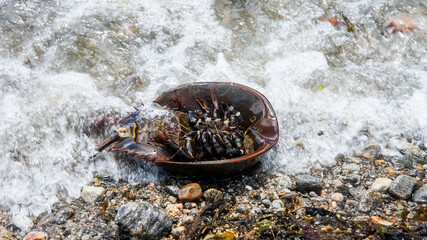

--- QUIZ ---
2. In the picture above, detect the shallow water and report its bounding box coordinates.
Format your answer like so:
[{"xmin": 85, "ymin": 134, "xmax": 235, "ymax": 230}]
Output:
[{"xmin": 0, "ymin": 0, "xmax": 426, "ymax": 218}]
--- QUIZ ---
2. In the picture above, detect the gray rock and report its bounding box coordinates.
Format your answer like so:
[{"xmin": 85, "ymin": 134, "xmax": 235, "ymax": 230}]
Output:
[
  {"xmin": 371, "ymin": 178, "xmax": 392, "ymax": 193},
  {"xmin": 413, "ymin": 186, "xmax": 427, "ymax": 203},
  {"xmin": 81, "ymin": 186, "xmax": 105, "ymax": 203},
  {"xmin": 12, "ymin": 215, "xmax": 33, "ymax": 232},
  {"xmin": 388, "ymin": 175, "xmax": 418, "ymax": 199},
  {"xmin": 236, "ymin": 203, "xmax": 250, "ymax": 214},
  {"xmin": 54, "ymin": 207, "xmax": 75, "ymax": 224},
  {"xmin": 343, "ymin": 163, "xmax": 360, "ymax": 172},
  {"xmin": 165, "ymin": 185, "xmax": 180, "ymax": 197},
  {"xmin": 275, "ymin": 175, "xmax": 292, "ymax": 190},
  {"xmin": 171, "ymin": 226, "xmax": 186, "ymax": 237},
  {"xmin": 342, "ymin": 174, "xmax": 360, "ymax": 186},
  {"xmin": 115, "ymin": 202, "xmax": 172, "ymax": 238},
  {"xmin": 416, "ymin": 170, "xmax": 426, "ymax": 179},
  {"xmin": 262, "ymin": 199, "xmax": 271, "ymax": 208},
  {"xmin": 270, "ymin": 200, "xmax": 284, "ymax": 210},
  {"xmin": 251, "ymin": 207, "xmax": 263, "ymax": 215},
  {"xmin": 358, "ymin": 190, "xmax": 381, "ymax": 213},
  {"xmin": 387, "ymin": 137, "xmax": 427, "ymax": 163},
  {"xmin": 295, "ymin": 175, "xmax": 323, "ymax": 194},
  {"xmin": 397, "ymin": 156, "xmax": 415, "ymax": 169},
  {"xmin": 360, "ymin": 143, "xmax": 381, "ymax": 160}
]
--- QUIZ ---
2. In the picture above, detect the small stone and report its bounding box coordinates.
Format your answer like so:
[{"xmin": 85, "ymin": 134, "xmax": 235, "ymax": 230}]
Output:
[
  {"xmin": 179, "ymin": 183, "xmax": 202, "ymax": 202},
  {"xmin": 23, "ymin": 231, "xmax": 48, "ymax": 240},
  {"xmin": 371, "ymin": 178, "xmax": 392, "ymax": 193},
  {"xmin": 342, "ymin": 174, "xmax": 360, "ymax": 186},
  {"xmin": 343, "ymin": 163, "xmax": 360, "ymax": 172},
  {"xmin": 236, "ymin": 203, "xmax": 250, "ymax": 214},
  {"xmin": 330, "ymin": 201, "xmax": 337, "ymax": 209},
  {"xmin": 251, "ymin": 207, "xmax": 263, "ymax": 215},
  {"xmin": 262, "ymin": 199, "xmax": 271, "ymax": 208},
  {"xmin": 245, "ymin": 185, "xmax": 253, "ymax": 191},
  {"xmin": 352, "ymin": 157, "xmax": 362, "ymax": 164},
  {"xmin": 81, "ymin": 186, "xmax": 105, "ymax": 203},
  {"xmin": 115, "ymin": 202, "xmax": 172, "ymax": 238},
  {"xmin": 388, "ymin": 175, "xmax": 418, "ymax": 199},
  {"xmin": 171, "ymin": 226, "xmax": 186, "ymax": 237},
  {"xmin": 202, "ymin": 188, "xmax": 222, "ymax": 200},
  {"xmin": 168, "ymin": 196, "xmax": 177, "ymax": 204},
  {"xmin": 0, "ymin": 225, "xmax": 16, "ymax": 240},
  {"xmin": 295, "ymin": 175, "xmax": 323, "ymax": 194},
  {"xmin": 81, "ymin": 235, "xmax": 91, "ymax": 240},
  {"xmin": 166, "ymin": 203, "xmax": 183, "ymax": 219},
  {"xmin": 413, "ymin": 186, "xmax": 427, "ymax": 203},
  {"xmin": 146, "ymin": 182, "xmax": 156, "ymax": 190},
  {"xmin": 360, "ymin": 143, "xmax": 381, "ymax": 160},
  {"xmin": 165, "ymin": 185, "xmax": 180, "ymax": 197},
  {"xmin": 358, "ymin": 190, "xmax": 382, "ymax": 213},
  {"xmin": 13, "ymin": 215, "xmax": 33, "ymax": 232},
  {"xmin": 275, "ymin": 175, "xmax": 292, "ymax": 190},
  {"xmin": 374, "ymin": 160, "xmax": 385, "ymax": 166},
  {"xmin": 309, "ymin": 191, "xmax": 318, "ymax": 197},
  {"xmin": 181, "ymin": 215, "xmax": 195, "ymax": 225},
  {"xmin": 270, "ymin": 200, "xmax": 284, "ymax": 210},
  {"xmin": 416, "ymin": 170, "xmax": 425, "ymax": 179},
  {"xmin": 387, "ymin": 137, "xmax": 426, "ymax": 162},
  {"xmin": 330, "ymin": 192, "xmax": 344, "ymax": 202},
  {"xmin": 54, "ymin": 207, "xmax": 75, "ymax": 224}
]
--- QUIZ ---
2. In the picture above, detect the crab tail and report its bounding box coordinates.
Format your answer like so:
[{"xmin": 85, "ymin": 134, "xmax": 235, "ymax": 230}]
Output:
[{"xmin": 110, "ymin": 138, "xmax": 172, "ymax": 162}]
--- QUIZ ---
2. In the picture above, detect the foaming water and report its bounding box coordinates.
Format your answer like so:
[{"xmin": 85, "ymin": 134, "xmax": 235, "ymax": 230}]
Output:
[{"xmin": 0, "ymin": 0, "xmax": 426, "ymax": 218}]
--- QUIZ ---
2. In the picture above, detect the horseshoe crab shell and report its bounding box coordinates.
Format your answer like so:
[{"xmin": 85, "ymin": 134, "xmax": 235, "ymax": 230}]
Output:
[{"xmin": 151, "ymin": 82, "xmax": 279, "ymax": 176}]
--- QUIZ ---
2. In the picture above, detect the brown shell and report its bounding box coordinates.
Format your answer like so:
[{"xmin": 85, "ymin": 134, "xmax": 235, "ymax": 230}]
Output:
[{"xmin": 153, "ymin": 82, "xmax": 279, "ymax": 177}]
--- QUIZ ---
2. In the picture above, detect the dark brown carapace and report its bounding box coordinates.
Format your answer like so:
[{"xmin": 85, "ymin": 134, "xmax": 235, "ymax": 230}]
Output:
[{"xmin": 97, "ymin": 82, "xmax": 279, "ymax": 176}]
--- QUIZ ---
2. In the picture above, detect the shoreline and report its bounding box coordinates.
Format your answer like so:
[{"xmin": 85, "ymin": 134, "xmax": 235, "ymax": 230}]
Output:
[{"xmin": 1, "ymin": 139, "xmax": 426, "ymax": 239}]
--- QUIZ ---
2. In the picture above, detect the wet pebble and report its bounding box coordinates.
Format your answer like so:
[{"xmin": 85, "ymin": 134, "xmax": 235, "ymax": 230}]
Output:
[
  {"xmin": 171, "ymin": 226, "xmax": 186, "ymax": 237},
  {"xmin": 388, "ymin": 175, "xmax": 418, "ymax": 199},
  {"xmin": 358, "ymin": 190, "xmax": 382, "ymax": 213},
  {"xmin": 343, "ymin": 163, "xmax": 361, "ymax": 172},
  {"xmin": 23, "ymin": 231, "xmax": 48, "ymax": 240},
  {"xmin": 270, "ymin": 200, "xmax": 284, "ymax": 210},
  {"xmin": 13, "ymin": 215, "xmax": 33, "ymax": 232},
  {"xmin": 165, "ymin": 185, "xmax": 180, "ymax": 197},
  {"xmin": 371, "ymin": 178, "xmax": 392, "ymax": 193},
  {"xmin": 330, "ymin": 192, "xmax": 344, "ymax": 202},
  {"xmin": 360, "ymin": 143, "xmax": 381, "ymax": 160},
  {"xmin": 166, "ymin": 203, "xmax": 183, "ymax": 219},
  {"xmin": 115, "ymin": 202, "xmax": 172, "ymax": 238},
  {"xmin": 54, "ymin": 207, "xmax": 75, "ymax": 225},
  {"xmin": 81, "ymin": 186, "xmax": 105, "ymax": 203},
  {"xmin": 178, "ymin": 183, "xmax": 202, "ymax": 202},
  {"xmin": 236, "ymin": 203, "xmax": 250, "ymax": 214},
  {"xmin": 295, "ymin": 175, "xmax": 323, "ymax": 194},
  {"xmin": 413, "ymin": 186, "xmax": 427, "ymax": 203},
  {"xmin": 262, "ymin": 199, "xmax": 271, "ymax": 208}
]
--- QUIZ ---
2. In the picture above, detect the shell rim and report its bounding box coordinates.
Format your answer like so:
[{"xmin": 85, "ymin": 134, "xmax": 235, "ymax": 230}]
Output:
[{"xmin": 153, "ymin": 82, "xmax": 279, "ymax": 166}]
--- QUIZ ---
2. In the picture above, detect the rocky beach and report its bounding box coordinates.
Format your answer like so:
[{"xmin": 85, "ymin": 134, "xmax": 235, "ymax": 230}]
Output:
[{"xmin": 1, "ymin": 137, "xmax": 426, "ymax": 239}]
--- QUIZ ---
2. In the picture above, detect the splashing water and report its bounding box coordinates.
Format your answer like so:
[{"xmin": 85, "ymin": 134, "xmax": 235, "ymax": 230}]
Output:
[{"xmin": 0, "ymin": 0, "xmax": 426, "ymax": 218}]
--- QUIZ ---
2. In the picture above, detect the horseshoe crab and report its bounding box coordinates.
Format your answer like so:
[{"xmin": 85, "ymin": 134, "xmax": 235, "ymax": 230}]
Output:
[{"xmin": 97, "ymin": 82, "xmax": 279, "ymax": 176}]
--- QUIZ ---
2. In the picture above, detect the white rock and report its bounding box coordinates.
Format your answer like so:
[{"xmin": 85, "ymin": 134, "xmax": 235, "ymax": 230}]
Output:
[
  {"xmin": 371, "ymin": 178, "xmax": 392, "ymax": 193},
  {"xmin": 171, "ymin": 226, "xmax": 186, "ymax": 237},
  {"xmin": 13, "ymin": 215, "xmax": 33, "ymax": 232},
  {"xmin": 81, "ymin": 186, "xmax": 105, "ymax": 202}
]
